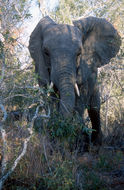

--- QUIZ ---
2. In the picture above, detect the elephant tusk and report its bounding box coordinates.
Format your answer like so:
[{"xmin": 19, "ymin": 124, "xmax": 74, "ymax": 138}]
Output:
[
  {"xmin": 49, "ymin": 82, "xmax": 54, "ymax": 89},
  {"xmin": 47, "ymin": 82, "xmax": 54, "ymax": 97},
  {"xmin": 75, "ymin": 83, "xmax": 80, "ymax": 96}
]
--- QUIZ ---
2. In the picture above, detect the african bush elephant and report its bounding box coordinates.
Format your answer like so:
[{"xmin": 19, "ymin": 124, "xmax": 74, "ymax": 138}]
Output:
[{"xmin": 28, "ymin": 16, "xmax": 121, "ymax": 146}]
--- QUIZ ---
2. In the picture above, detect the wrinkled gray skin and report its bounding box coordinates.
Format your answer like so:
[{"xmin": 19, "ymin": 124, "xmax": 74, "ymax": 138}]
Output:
[{"xmin": 29, "ymin": 16, "xmax": 121, "ymax": 145}]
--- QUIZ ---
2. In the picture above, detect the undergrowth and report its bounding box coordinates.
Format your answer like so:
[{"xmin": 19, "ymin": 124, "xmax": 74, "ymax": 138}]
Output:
[{"xmin": 2, "ymin": 113, "xmax": 124, "ymax": 190}]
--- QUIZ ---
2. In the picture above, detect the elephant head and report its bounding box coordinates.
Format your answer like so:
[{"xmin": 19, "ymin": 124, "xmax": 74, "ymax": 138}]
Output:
[{"xmin": 29, "ymin": 16, "xmax": 121, "ymax": 118}]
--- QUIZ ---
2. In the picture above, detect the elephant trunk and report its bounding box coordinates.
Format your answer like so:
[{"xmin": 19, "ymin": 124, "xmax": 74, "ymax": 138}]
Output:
[
  {"xmin": 51, "ymin": 55, "xmax": 79, "ymax": 117},
  {"xmin": 59, "ymin": 81, "xmax": 75, "ymax": 117}
]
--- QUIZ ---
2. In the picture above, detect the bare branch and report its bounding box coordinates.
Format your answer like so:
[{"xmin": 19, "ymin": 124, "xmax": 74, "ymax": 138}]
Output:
[
  {"xmin": 0, "ymin": 127, "xmax": 8, "ymax": 176},
  {"xmin": 0, "ymin": 104, "xmax": 8, "ymax": 190},
  {"xmin": 0, "ymin": 104, "xmax": 7, "ymax": 122},
  {"xmin": 4, "ymin": 94, "xmax": 36, "ymax": 102},
  {"xmin": 0, "ymin": 102, "xmax": 51, "ymax": 189},
  {"xmin": 0, "ymin": 52, "xmax": 5, "ymax": 85},
  {"xmin": 0, "ymin": 131, "xmax": 32, "ymax": 190}
]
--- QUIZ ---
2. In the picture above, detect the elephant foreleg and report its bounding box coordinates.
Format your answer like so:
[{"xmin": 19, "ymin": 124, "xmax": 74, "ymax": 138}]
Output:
[{"xmin": 88, "ymin": 90, "xmax": 102, "ymax": 145}]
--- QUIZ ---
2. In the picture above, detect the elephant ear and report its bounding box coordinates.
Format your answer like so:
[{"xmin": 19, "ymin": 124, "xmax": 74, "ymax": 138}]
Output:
[
  {"xmin": 73, "ymin": 16, "xmax": 121, "ymax": 67},
  {"xmin": 28, "ymin": 16, "xmax": 56, "ymax": 86}
]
